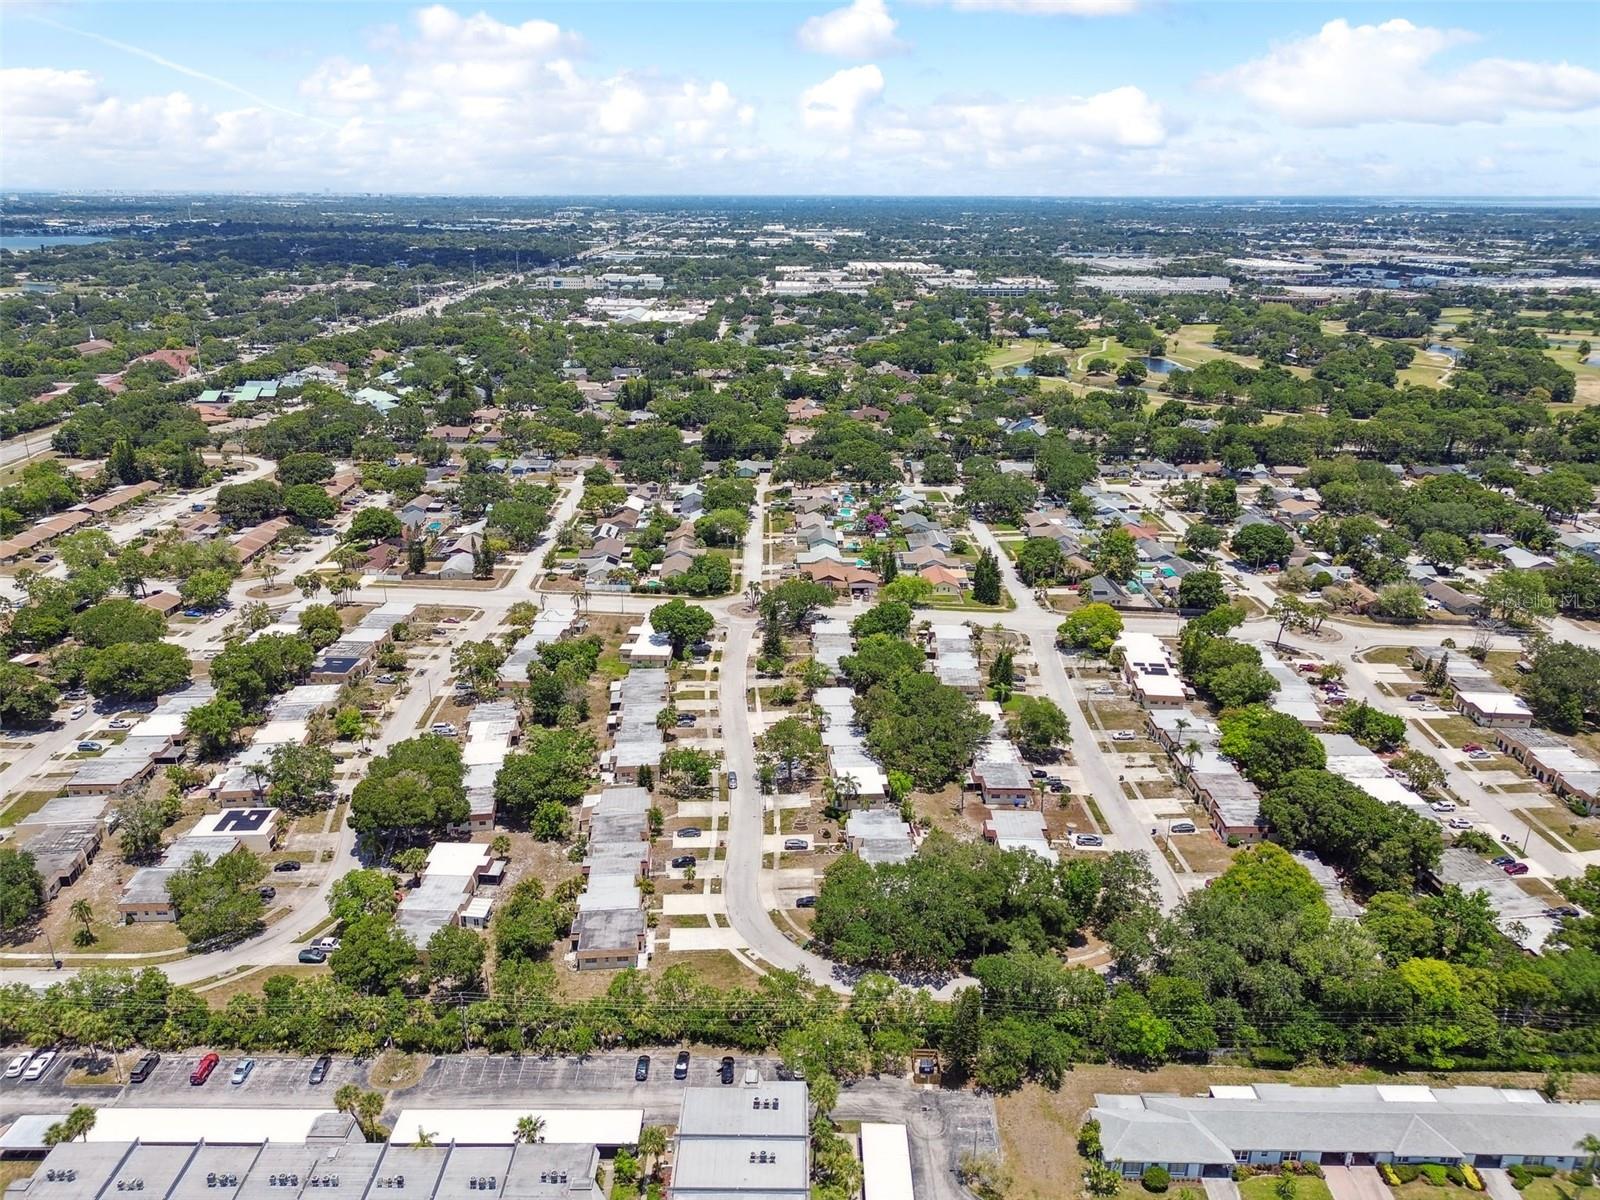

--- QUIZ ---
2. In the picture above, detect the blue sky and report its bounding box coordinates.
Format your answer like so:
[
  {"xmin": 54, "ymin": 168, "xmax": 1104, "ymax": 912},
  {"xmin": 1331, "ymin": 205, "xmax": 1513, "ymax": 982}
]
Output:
[{"xmin": 2, "ymin": 1, "xmax": 1596, "ymax": 195}]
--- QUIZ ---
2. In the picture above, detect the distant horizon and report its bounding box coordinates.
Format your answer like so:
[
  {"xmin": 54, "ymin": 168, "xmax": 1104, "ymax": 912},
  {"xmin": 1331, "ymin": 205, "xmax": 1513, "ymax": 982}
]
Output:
[
  {"xmin": 6, "ymin": 191, "xmax": 1600, "ymax": 207},
  {"xmin": 3, "ymin": 1, "xmax": 1596, "ymax": 196}
]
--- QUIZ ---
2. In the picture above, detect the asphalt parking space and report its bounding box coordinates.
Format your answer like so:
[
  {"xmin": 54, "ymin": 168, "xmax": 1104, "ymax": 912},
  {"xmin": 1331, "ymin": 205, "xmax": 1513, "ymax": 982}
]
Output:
[{"xmin": 413, "ymin": 1051, "xmax": 777, "ymax": 1103}]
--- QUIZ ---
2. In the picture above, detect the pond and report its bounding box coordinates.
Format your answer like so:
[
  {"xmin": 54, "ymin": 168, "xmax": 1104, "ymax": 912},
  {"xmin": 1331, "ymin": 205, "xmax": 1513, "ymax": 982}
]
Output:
[
  {"xmin": 1140, "ymin": 356, "xmax": 1184, "ymax": 375},
  {"xmin": 1425, "ymin": 342, "xmax": 1466, "ymax": 362},
  {"xmin": 1009, "ymin": 365, "xmax": 1034, "ymax": 377}
]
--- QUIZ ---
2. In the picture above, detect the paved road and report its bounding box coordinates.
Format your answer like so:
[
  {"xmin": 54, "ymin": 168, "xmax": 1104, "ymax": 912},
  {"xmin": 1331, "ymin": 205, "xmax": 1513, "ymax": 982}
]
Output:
[
  {"xmin": 0, "ymin": 480, "xmax": 586, "ymax": 988},
  {"xmin": 717, "ymin": 478, "xmax": 847, "ymax": 990},
  {"xmin": 967, "ymin": 520, "xmax": 1186, "ymax": 910},
  {"xmin": 0, "ymin": 425, "xmax": 61, "ymax": 471}
]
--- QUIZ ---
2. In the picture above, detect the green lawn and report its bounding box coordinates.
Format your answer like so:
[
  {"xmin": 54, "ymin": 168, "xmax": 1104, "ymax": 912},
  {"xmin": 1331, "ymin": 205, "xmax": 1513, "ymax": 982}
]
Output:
[
  {"xmin": 1241, "ymin": 1176, "xmax": 1334, "ymax": 1200},
  {"xmin": 0, "ymin": 791, "xmax": 55, "ymax": 827},
  {"xmin": 1519, "ymin": 1177, "xmax": 1600, "ymax": 1200}
]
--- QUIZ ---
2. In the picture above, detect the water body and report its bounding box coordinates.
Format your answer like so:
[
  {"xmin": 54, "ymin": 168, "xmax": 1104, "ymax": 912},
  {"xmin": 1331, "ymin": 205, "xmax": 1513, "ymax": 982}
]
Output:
[
  {"xmin": 1009, "ymin": 365, "xmax": 1034, "ymax": 377},
  {"xmin": 1425, "ymin": 342, "xmax": 1466, "ymax": 362},
  {"xmin": 1140, "ymin": 356, "xmax": 1184, "ymax": 375},
  {"xmin": 0, "ymin": 235, "xmax": 110, "ymax": 252}
]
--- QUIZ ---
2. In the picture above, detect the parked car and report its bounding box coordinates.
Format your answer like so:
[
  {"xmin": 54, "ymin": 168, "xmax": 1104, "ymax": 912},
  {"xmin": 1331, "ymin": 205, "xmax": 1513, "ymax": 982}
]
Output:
[
  {"xmin": 1110, "ymin": 731, "xmax": 1135, "ymax": 742},
  {"xmin": 674, "ymin": 1051, "xmax": 691, "ymax": 1080},
  {"xmin": 727, "ymin": 772, "xmax": 738, "ymax": 790},
  {"xmin": 5, "ymin": 1053, "xmax": 30, "ymax": 1079},
  {"xmin": 309, "ymin": 1055, "xmax": 332, "ymax": 1085},
  {"xmin": 317, "ymin": 937, "xmax": 341, "ymax": 953},
  {"xmin": 1504, "ymin": 862, "xmax": 1530, "ymax": 877},
  {"xmin": 678, "ymin": 827, "xmax": 703, "ymax": 839},
  {"xmin": 23, "ymin": 1051, "xmax": 56, "ymax": 1082},
  {"xmin": 430, "ymin": 722, "xmax": 458, "ymax": 736},
  {"xmin": 109, "ymin": 718, "xmax": 133, "ymax": 730},
  {"xmin": 129, "ymin": 1053, "xmax": 160, "ymax": 1084},
  {"xmin": 1406, "ymin": 692, "xmax": 1426, "ymax": 702},
  {"xmin": 76, "ymin": 741, "xmax": 105, "ymax": 752},
  {"xmin": 189, "ymin": 1053, "xmax": 220, "ymax": 1085},
  {"xmin": 635, "ymin": 1055, "xmax": 651, "ymax": 1082},
  {"xmin": 719, "ymin": 1056, "xmax": 735, "ymax": 1084},
  {"xmin": 298, "ymin": 947, "xmax": 327, "ymax": 964},
  {"xmin": 1075, "ymin": 833, "xmax": 1104, "ymax": 848},
  {"xmin": 1430, "ymin": 800, "xmax": 1457, "ymax": 813},
  {"xmin": 782, "ymin": 838, "xmax": 808, "ymax": 851},
  {"xmin": 231, "ymin": 1058, "xmax": 255, "ymax": 1085},
  {"xmin": 675, "ymin": 714, "xmax": 696, "ymax": 726},
  {"xmin": 35, "ymin": 554, "xmax": 53, "ymax": 564},
  {"xmin": 1447, "ymin": 818, "xmax": 1474, "ymax": 830},
  {"xmin": 1491, "ymin": 855, "xmax": 1517, "ymax": 867},
  {"xmin": 744, "ymin": 1064, "xmax": 760, "ymax": 1085},
  {"xmin": 274, "ymin": 859, "xmax": 302, "ymax": 872},
  {"xmin": 1462, "ymin": 742, "xmax": 1484, "ymax": 753},
  {"xmin": 670, "ymin": 855, "xmax": 696, "ymax": 869},
  {"xmin": 795, "ymin": 895, "xmax": 817, "ymax": 909},
  {"xmin": 1169, "ymin": 821, "xmax": 1197, "ymax": 834},
  {"xmin": 258, "ymin": 886, "xmax": 276, "ymax": 900},
  {"xmin": 68, "ymin": 705, "xmax": 87, "ymax": 719}
]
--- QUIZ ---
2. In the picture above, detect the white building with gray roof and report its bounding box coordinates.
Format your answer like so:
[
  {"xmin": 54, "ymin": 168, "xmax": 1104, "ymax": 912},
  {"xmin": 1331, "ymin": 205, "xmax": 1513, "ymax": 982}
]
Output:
[{"xmin": 1091, "ymin": 1083, "xmax": 1599, "ymax": 1180}]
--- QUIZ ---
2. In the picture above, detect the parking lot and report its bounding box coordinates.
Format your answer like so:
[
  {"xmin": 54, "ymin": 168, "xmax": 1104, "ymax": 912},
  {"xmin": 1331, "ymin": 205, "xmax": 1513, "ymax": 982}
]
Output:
[{"xmin": 0, "ymin": 1051, "xmax": 370, "ymax": 1107}]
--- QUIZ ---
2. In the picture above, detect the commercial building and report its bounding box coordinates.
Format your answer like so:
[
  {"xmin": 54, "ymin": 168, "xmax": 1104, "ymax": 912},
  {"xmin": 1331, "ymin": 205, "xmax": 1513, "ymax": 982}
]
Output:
[
  {"xmin": 1088, "ymin": 1084, "xmax": 1599, "ymax": 1180},
  {"xmin": 672, "ymin": 1082, "xmax": 810, "ymax": 1200},
  {"xmin": 25, "ymin": 1133, "xmax": 610, "ymax": 1200},
  {"xmin": 859, "ymin": 1124, "xmax": 914, "ymax": 1200}
]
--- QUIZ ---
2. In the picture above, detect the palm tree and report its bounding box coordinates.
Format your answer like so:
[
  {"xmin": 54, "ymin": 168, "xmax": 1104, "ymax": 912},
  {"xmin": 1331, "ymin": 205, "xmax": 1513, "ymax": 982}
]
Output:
[
  {"xmin": 636, "ymin": 1126, "xmax": 668, "ymax": 1181},
  {"xmin": 745, "ymin": 580, "xmax": 763, "ymax": 613},
  {"xmin": 1578, "ymin": 1134, "xmax": 1600, "ymax": 1176},
  {"xmin": 414, "ymin": 1128, "xmax": 436, "ymax": 1148},
  {"xmin": 515, "ymin": 1115, "xmax": 546, "ymax": 1144},
  {"xmin": 69, "ymin": 898, "xmax": 94, "ymax": 945}
]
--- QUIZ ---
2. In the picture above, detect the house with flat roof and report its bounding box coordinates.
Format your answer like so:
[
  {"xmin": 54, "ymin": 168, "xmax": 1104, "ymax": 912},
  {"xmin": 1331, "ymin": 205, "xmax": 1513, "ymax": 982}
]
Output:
[
  {"xmin": 1455, "ymin": 689, "xmax": 1534, "ymax": 728},
  {"xmin": 1113, "ymin": 631, "xmax": 1186, "ymax": 709},
  {"xmin": 1088, "ymin": 1084, "xmax": 1598, "ymax": 1181}
]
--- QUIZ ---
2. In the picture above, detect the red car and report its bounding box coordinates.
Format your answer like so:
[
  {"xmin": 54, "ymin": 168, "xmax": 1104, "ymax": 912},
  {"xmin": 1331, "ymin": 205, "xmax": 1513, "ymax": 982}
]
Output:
[
  {"xmin": 190, "ymin": 1052, "xmax": 220, "ymax": 1085},
  {"xmin": 1503, "ymin": 862, "xmax": 1530, "ymax": 877}
]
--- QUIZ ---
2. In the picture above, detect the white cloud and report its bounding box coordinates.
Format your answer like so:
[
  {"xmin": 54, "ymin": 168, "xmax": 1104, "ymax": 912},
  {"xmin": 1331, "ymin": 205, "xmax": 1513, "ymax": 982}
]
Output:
[
  {"xmin": 300, "ymin": 59, "xmax": 381, "ymax": 105},
  {"xmin": 797, "ymin": 0, "xmax": 903, "ymax": 59},
  {"xmin": 933, "ymin": 84, "xmax": 1166, "ymax": 150},
  {"xmin": 0, "ymin": 67, "xmax": 100, "ymax": 117},
  {"xmin": 1211, "ymin": 18, "xmax": 1600, "ymax": 127},
  {"xmin": 801, "ymin": 64, "xmax": 886, "ymax": 133},
  {"xmin": 934, "ymin": 0, "xmax": 1140, "ymax": 15}
]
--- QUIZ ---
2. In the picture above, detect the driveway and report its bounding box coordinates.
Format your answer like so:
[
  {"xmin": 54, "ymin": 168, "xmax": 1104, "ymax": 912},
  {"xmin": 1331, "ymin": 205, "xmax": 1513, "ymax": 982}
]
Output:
[
  {"xmin": 1203, "ymin": 1177, "xmax": 1240, "ymax": 1200},
  {"xmin": 1325, "ymin": 1165, "xmax": 1390, "ymax": 1200},
  {"xmin": 1481, "ymin": 1169, "xmax": 1520, "ymax": 1200}
]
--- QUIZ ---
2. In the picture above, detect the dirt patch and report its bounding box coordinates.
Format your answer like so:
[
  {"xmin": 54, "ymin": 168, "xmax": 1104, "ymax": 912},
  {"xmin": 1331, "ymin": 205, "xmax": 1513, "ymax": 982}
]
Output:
[{"xmin": 370, "ymin": 1050, "xmax": 429, "ymax": 1090}]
